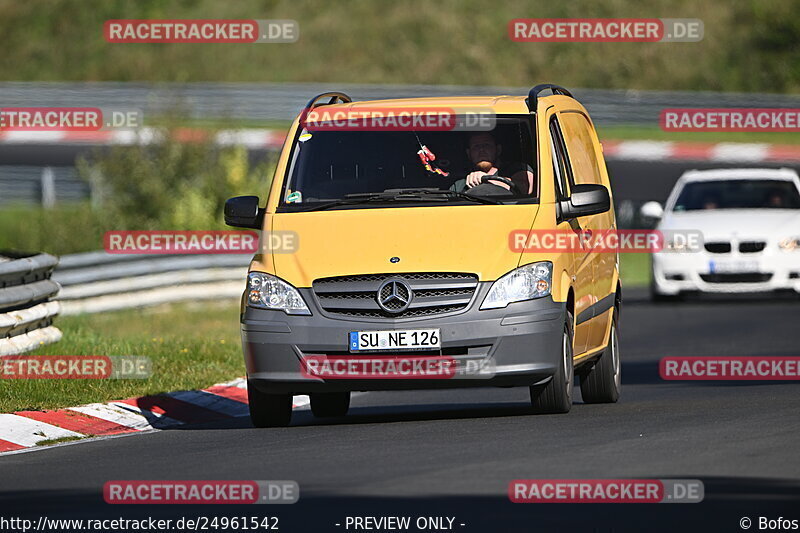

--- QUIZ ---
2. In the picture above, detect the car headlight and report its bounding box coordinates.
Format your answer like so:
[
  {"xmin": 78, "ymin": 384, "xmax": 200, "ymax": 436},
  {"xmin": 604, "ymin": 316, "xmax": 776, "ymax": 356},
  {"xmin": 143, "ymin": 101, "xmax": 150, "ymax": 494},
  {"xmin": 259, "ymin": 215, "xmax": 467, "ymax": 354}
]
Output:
[
  {"xmin": 247, "ymin": 272, "xmax": 311, "ymax": 315},
  {"xmin": 480, "ymin": 262, "xmax": 552, "ymax": 310},
  {"xmin": 779, "ymin": 237, "xmax": 800, "ymax": 251}
]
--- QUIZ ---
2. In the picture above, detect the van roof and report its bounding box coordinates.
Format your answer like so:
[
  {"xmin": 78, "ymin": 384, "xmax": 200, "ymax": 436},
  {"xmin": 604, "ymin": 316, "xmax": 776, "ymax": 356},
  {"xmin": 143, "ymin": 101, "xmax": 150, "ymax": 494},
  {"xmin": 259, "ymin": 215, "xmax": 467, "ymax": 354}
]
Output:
[{"xmin": 309, "ymin": 95, "xmax": 570, "ymax": 115}]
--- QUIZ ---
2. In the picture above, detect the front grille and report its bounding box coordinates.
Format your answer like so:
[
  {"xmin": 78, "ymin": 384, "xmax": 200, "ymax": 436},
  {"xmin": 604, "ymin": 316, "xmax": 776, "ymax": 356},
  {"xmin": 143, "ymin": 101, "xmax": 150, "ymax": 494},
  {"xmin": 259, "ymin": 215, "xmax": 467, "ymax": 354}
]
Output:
[
  {"xmin": 700, "ymin": 273, "xmax": 772, "ymax": 283},
  {"xmin": 739, "ymin": 241, "xmax": 766, "ymax": 253},
  {"xmin": 313, "ymin": 272, "xmax": 479, "ymax": 319},
  {"xmin": 705, "ymin": 242, "xmax": 731, "ymax": 254}
]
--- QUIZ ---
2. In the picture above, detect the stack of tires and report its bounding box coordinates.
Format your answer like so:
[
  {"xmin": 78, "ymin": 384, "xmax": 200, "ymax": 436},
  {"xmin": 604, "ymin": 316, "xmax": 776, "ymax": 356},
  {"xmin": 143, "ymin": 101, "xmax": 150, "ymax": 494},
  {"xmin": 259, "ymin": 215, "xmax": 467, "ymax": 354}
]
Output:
[{"xmin": 0, "ymin": 252, "xmax": 62, "ymax": 356}]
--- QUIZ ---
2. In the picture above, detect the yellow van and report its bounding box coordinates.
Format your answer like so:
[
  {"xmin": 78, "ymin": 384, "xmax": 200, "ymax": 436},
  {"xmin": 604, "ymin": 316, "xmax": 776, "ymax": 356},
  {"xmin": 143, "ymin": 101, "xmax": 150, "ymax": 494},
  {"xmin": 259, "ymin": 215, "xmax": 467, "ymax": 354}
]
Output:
[{"xmin": 225, "ymin": 85, "xmax": 622, "ymax": 427}]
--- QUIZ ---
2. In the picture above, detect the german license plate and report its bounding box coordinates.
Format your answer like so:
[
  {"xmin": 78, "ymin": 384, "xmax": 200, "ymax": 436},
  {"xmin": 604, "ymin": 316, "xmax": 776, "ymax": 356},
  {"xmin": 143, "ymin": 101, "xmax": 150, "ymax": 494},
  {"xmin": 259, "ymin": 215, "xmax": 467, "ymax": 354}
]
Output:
[
  {"xmin": 709, "ymin": 259, "xmax": 759, "ymax": 273},
  {"xmin": 349, "ymin": 329, "xmax": 441, "ymax": 352}
]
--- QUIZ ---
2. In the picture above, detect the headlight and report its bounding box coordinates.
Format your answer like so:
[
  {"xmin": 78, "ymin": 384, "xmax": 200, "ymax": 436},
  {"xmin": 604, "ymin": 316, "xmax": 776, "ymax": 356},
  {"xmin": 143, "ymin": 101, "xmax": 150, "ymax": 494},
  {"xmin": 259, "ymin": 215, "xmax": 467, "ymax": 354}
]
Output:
[
  {"xmin": 247, "ymin": 272, "xmax": 311, "ymax": 315},
  {"xmin": 480, "ymin": 262, "xmax": 552, "ymax": 310},
  {"xmin": 779, "ymin": 237, "xmax": 800, "ymax": 251}
]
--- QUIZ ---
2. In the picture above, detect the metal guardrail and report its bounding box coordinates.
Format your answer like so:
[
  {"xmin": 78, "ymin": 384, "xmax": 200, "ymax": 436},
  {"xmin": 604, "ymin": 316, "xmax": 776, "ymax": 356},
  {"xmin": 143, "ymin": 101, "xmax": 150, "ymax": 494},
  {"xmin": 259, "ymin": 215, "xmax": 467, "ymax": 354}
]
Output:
[
  {"xmin": 0, "ymin": 166, "xmax": 89, "ymax": 206},
  {"xmin": 2, "ymin": 82, "xmax": 799, "ymax": 125},
  {"xmin": 53, "ymin": 251, "xmax": 251, "ymax": 315},
  {"xmin": 0, "ymin": 252, "xmax": 62, "ymax": 355}
]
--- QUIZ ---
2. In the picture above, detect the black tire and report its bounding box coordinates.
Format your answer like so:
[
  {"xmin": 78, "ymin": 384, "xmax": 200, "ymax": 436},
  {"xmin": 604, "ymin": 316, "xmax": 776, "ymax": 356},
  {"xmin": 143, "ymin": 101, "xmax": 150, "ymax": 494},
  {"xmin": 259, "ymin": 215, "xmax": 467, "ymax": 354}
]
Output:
[
  {"xmin": 247, "ymin": 380, "xmax": 292, "ymax": 428},
  {"xmin": 310, "ymin": 392, "xmax": 351, "ymax": 418},
  {"xmin": 580, "ymin": 312, "xmax": 621, "ymax": 403},
  {"xmin": 530, "ymin": 311, "xmax": 574, "ymax": 414}
]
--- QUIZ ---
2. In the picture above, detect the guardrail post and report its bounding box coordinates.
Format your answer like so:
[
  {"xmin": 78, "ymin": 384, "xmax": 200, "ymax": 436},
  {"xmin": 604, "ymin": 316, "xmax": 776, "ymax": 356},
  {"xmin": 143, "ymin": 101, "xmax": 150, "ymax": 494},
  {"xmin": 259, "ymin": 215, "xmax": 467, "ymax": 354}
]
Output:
[{"xmin": 41, "ymin": 166, "xmax": 56, "ymax": 208}]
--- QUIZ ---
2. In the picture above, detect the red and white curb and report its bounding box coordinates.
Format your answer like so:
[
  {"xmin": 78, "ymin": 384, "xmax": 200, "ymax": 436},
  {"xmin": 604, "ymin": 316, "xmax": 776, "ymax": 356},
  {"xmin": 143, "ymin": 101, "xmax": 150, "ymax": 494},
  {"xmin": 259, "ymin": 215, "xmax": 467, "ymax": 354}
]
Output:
[
  {"xmin": 0, "ymin": 378, "xmax": 309, "ymax": 454},
  {"xmin": 3, "ymin": 128, "xmax": 800, "ymax": 163},
  {"xmin": 0, "ymin": 129, "xmax": 286, "ymax": 150},
  {"xmin": 602, "ymin": 140, "xmax": 800, "ymax": 163}
]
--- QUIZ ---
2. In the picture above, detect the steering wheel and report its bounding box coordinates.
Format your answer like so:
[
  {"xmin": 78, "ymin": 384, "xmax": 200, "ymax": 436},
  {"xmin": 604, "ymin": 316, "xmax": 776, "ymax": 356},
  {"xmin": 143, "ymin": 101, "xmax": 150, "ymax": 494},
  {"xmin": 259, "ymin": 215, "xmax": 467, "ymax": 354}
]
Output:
[{"xmin": 480, "ymin": 175, "xmax": 524, "ymax": 196}]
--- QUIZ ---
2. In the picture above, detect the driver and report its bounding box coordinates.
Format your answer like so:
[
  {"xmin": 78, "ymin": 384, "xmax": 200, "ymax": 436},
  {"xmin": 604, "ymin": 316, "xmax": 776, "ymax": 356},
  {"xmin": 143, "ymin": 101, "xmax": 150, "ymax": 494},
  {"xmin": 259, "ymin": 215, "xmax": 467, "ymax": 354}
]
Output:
[{"xmin": 449, "ymin": 132, "xmax": 534, "ymax": 195}]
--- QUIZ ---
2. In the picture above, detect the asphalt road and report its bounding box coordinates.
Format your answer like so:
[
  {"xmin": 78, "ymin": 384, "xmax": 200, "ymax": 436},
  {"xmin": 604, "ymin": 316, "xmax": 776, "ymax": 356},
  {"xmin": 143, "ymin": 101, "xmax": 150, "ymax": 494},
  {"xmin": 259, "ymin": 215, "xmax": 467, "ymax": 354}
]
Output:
[{"xmin": 1, "ymin": 290, "xmax": 799, "ymax": 531}]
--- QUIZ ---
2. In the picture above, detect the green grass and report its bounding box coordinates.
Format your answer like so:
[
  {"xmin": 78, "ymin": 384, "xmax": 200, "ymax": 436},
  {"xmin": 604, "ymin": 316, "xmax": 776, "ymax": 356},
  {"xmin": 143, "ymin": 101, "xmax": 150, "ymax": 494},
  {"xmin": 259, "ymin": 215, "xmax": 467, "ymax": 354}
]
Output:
[
  {"xmin": 0, "ymin": 0, "xmax": 798, "ymax": 93},
  {"xmin": 620, "ymin": 253, "xmax": 651, "ymax": 288},
  {"xmin": 35, "ymin": 435, "xmax": 86, "ymax": 446},
  {"xmin": 0, "ymin": 301, "xmax": 244, "ymax": 413}
]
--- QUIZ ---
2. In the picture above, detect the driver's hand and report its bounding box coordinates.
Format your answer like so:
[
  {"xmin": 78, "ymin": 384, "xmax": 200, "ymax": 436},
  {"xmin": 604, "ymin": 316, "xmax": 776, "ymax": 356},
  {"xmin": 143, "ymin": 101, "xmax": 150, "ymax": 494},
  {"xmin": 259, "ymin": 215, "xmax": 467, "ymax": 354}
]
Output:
[
  {"xmin": 466, "ymin": 171, "xmax": 510, "ymax": 190},
  {"xmin": 465, "ymin": 171, "xmax": 488, "ymax": 188}
]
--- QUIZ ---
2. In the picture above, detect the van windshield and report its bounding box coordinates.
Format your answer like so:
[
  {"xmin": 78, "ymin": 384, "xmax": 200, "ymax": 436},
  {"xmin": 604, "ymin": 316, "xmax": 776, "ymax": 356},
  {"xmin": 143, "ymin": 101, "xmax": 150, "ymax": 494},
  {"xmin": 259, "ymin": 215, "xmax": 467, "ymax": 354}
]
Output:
[{"xmin": 278, "ymin": 116, "xmax": 537, "ymax": 210}]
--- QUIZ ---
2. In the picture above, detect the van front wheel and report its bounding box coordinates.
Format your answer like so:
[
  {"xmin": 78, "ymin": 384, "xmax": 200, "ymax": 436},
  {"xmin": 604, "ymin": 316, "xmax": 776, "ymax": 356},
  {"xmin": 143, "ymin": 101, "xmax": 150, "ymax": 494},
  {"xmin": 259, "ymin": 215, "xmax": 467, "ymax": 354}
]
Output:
[
  {"xmin": 247, "ymin": 380, "xmax": 293, "ymax": 428},
  {"xmin": 580, "ymin": 313, "xmax": 621, "ymax": 403},
  {"xmin": 530, "ymin": 312, "xmax": 574, "ymax": 414}
]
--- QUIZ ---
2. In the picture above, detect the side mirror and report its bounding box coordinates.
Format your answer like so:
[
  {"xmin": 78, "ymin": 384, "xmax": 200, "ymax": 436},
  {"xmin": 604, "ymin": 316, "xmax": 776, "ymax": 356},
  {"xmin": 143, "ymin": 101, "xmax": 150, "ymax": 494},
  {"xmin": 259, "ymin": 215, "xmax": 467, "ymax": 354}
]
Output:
[
  {"xmin": 640, "ymin": 201, "xmax": 664, "ymax": 220},
  {"xmin": 224, "ymin": 196, "xmax": 263, "ymax": 229},
  {"xmin": 561, "ymin": 184, "xmax": 611, "ymax": 219}
]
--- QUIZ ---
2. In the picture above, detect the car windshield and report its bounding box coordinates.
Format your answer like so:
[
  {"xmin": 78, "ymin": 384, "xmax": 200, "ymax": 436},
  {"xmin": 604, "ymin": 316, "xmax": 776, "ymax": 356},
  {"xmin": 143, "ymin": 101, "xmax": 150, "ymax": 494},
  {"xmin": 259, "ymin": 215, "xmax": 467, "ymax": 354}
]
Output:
[
  {"xmin": 278, "ymin": 116, "xmax": 536, "ymax": 210},
  {"xmin": 672, "ymin": 179, "xmax": 800, "ymax": 211}
]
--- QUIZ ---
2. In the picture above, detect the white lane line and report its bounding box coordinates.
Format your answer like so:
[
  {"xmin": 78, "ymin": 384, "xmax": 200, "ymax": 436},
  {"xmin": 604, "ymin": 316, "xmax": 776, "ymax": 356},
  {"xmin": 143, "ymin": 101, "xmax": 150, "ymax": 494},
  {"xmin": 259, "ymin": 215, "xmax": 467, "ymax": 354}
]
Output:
[{"xmin": 0, "ymin": 414, "xmax": 83, "ymax": 447}]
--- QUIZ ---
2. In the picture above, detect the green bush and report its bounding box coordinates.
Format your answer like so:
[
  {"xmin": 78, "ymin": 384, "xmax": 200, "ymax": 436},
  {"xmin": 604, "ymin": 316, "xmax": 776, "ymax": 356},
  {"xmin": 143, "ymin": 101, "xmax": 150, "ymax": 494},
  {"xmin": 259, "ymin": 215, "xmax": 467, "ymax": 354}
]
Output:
[
  {"xmin": 77, "ymin": 126, "xmax": 275, "ymax": 231},
  {"xmin": 0, "ymin": 126, "xmax": 275, "ymax": 255}
]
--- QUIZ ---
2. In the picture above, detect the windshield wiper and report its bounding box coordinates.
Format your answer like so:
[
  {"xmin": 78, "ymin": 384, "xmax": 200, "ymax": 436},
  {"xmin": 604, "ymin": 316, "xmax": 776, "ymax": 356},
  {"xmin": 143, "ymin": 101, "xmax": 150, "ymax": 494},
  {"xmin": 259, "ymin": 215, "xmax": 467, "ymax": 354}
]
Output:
[
  {"xmin": 297, "ymin": 188, "xmax": 501, "ymax": 212},
  {"xmin": 376, "ymin": 188, "xmax": 502, "ymax": 205},
  {"xmin": 298, "ymin": 191, "xmax": 445, "ymax": 212}
]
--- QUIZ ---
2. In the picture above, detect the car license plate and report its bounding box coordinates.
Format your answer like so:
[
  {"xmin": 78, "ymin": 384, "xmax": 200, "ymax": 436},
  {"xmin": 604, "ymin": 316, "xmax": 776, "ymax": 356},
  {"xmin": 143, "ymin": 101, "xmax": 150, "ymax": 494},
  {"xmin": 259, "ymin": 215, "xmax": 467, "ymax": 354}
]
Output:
[
  {"xmin": 349, "ymin": 329, "xmax": 441, "ymax": 352},
  {"xmin": 709, "ymin": 260, "xmax": 759, "ymax": 273}
]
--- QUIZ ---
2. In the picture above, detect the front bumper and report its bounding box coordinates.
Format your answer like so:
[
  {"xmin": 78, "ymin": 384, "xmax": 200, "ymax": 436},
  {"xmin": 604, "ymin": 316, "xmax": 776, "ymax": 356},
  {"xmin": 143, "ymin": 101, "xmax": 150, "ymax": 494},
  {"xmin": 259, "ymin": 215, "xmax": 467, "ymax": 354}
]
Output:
[
  {"xmin": 652, "ymin": 249, "xmax": 800, "ymax": 295},
  {"xmin": 242, "ymin": 284, "xmax": 566, "ymax": 394}
]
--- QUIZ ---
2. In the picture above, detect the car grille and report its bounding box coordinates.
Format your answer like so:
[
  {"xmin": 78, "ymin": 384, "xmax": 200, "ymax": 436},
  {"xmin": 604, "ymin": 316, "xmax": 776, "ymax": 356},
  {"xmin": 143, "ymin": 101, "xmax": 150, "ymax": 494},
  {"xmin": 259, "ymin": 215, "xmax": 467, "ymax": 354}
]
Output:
[
  {"xmin": 739, "ymin": 241, "xmax": 766, "ymax": 253},
  {"xmin": 312, "ymin": 272, "xmax": 479, "ymax": 319},
  {"xmin": 704, "ymin": 242, "xmax": 731, "ymax": 254},
  {"xmin": 700, "ymin": 273, "xmax": 772, "ymax": 283}
]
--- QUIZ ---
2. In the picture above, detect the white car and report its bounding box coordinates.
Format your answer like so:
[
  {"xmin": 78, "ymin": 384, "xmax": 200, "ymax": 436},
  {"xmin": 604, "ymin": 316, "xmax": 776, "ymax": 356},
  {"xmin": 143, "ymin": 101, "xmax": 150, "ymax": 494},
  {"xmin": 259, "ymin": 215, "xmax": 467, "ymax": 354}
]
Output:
[{"xmin": 641, "ymin": 168, "xmax": 800, "ymax": 299}]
